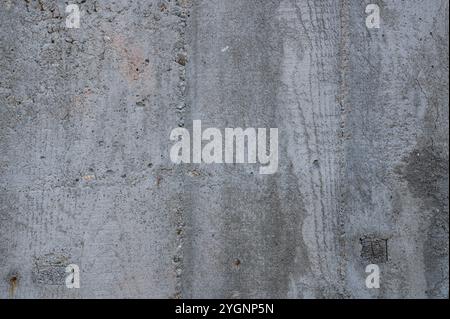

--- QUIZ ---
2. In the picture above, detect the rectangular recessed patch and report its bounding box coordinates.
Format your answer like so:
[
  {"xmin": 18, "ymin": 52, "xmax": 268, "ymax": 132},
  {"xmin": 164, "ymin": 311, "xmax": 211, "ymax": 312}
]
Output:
[{"xmin": 360, "ymin": 236, "xmax": 388, "ymax": 264}]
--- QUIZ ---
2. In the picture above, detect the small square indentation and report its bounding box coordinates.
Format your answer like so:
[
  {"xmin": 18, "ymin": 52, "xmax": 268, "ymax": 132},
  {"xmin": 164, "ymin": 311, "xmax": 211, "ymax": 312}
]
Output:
[{"xmin": 360, "ymin": 236, "xmax": 388, "ymax": 264}]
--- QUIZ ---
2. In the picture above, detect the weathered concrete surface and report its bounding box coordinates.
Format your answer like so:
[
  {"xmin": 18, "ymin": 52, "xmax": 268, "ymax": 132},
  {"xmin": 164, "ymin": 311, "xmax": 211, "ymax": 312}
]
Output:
[{"xmin": 0, "ymin": 0, "xmax": 448, "ymax": 298}]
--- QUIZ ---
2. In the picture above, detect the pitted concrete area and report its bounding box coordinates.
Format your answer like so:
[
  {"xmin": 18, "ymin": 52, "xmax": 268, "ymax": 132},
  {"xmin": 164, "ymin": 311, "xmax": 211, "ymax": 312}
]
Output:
[{"xmin": 0, "ymin": 0, "xmax": 448, "ymax": 298}]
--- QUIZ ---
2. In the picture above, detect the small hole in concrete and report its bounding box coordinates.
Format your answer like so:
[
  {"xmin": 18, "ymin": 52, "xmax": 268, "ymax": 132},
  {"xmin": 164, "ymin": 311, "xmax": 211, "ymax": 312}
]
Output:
[{"xmin": 313, "ymin": 159, "xmax": 319, "ymax": 167}]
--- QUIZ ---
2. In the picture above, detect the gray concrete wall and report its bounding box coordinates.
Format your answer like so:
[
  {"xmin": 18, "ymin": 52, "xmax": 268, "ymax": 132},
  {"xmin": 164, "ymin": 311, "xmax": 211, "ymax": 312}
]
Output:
[{"xmin": 0, "ymin": 0, "xmax": 448, "ymax": 298}]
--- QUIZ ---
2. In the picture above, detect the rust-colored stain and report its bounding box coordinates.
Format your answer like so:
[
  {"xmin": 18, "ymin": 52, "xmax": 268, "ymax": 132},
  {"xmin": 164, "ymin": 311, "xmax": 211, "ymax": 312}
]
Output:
[
  {"xmin": 9, "ymin": 276, "xmax": 18, "ymax": 298},
  {"xmin": 82, "ymin": 174, "xmax": 96, "ymax": 181},
  {"xmin": 73, "ymin": 87, "xmax": 93, "ymax": 109},
  {"xmin": 156, "ymin": 176, "xmax": 162, "ymax": 187},
  {"xmin": 111, "ymin": 35, "xmax": 145, "ymax": 82}
]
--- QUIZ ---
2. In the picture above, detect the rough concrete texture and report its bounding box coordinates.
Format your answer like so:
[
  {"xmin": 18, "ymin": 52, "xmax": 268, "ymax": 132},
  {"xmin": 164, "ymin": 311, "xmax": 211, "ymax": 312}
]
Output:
[{"xmin": 0, "ymin": 0, "xmax": 448, "ymax": 298}]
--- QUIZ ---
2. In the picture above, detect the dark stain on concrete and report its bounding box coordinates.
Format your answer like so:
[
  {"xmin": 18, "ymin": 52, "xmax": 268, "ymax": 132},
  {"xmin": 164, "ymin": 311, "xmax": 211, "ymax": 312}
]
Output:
[
  {"xmin": 400, "ymin": 142, "xmax": 449, "ymax": 297},
  {"xmin": 402, "ymin": 144, "xmax": 448, "ymax": 209}
]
